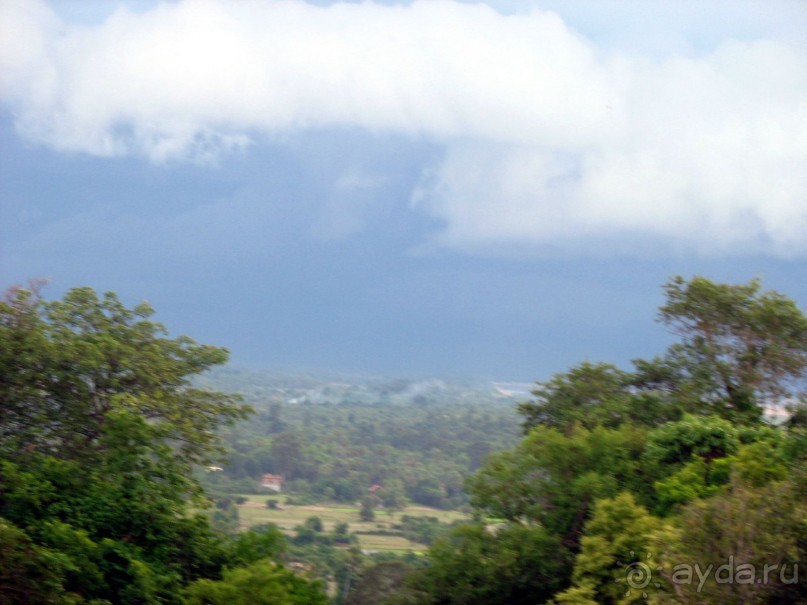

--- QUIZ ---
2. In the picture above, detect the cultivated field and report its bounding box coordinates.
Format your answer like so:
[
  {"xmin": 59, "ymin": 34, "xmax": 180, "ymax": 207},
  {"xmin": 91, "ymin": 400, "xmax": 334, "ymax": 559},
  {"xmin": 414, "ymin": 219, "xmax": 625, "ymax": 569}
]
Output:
[{"xmin": 235, "ymin": 494, "xmax": 467, "ymax": 552}]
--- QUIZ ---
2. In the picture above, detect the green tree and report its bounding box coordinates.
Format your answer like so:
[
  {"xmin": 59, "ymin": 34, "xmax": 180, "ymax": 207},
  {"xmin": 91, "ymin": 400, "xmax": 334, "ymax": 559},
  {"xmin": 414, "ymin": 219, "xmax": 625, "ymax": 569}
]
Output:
[
  {"xmin": 728, "ymin": 437, "xmax": 789, "ymax": 487},
  {"xmin": 406, "ymin": 523, "xmax": 567, "ymax": 605},
  {"xmin": 0, "ymin": 285, "xmax": 330, "ymax": 603},
  {"xmin": 344, "ymin": 560, "xmax": 413, "ymax": 605},
  {"xmin": 639, "ymin": 414, "xmax": 744, "ymax": 514},
  {"xmin": 520, "ymin": 277, "xmax": 807, "ymax": 434},
  {"xmin": 359, "ymin": 497, "xmax": 376, "ymax": 522},
  {"xmin": 229, "ymin": 524, "xmax": 286, "ymax": 566},
  {"xmin": 517, "ymin": 360, "xmax": 683, "ymax": 435},
  {"xmin": 468, "ymin": 424, "xmax": 648, "ymax": 547},
  {"xmin": 653, "ymin": 276, "xmax": 807, "ymax": 421},
  {"xmin": 0, "ymin": 285, "xmax": 250, "ymax": 465},
  {"xmin": 555, "ymin": 493, "xmax": 663, "ymax": 605},
  {"xmin": 0, "ymin": 417, "xmax": 231, "ymax": 602},
  {"xmin": 380, "ymin": 478, "xmax": 409, "ymax": 511},
  {"xmin": 518, "ymin": 363, "xmax": 635, "ymax": 433},
  {"xmin": 658, "ymin": 478, "xmax": 806, "ymax": 604},
  {"xmin": 643, "ymin": 414, "xmax": 740, "ymax": 468},
  {"xmin": 183, "ymin": 560, "xmax": 327, "ymax": 605},
  {"xmin": 0, "ymin": 518, "xmax": 67, "ymax": 605},
  {"xmin": 409, "ymin": 276, "xmax": 807, "ymax": 605},
  {"xmin": 271, "ymin": 432, "xmax": 306, "ymax": 479},
  {"xmin": 304, "ymin": 516, "xmax": 324, "ymax": 532}
]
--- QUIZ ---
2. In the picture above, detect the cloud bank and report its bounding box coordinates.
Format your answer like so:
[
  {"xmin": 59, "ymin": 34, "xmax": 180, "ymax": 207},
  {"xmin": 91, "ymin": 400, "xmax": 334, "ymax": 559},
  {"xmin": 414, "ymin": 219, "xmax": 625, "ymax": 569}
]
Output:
[{"xmin": 1, "ymin": 0, "xmax": 806, "ymax": 256}]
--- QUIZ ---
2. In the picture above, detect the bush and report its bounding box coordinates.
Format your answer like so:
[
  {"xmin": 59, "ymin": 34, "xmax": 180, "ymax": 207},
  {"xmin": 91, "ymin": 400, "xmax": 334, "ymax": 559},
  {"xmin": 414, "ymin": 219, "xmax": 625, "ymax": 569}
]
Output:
[{"xmin": 359, "ymin": 499, "xmax": 375, "ymax": 522}]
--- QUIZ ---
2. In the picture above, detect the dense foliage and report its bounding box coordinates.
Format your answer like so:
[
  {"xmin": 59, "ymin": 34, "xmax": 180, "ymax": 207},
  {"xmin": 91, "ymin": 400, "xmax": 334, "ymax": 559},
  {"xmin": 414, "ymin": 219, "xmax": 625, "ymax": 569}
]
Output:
[
  {"xmin": 387, "ymin": 277, "xmax": 807, "ymax": 604},
  {"xmin": 3, "ymin": 275, "xmax": 805, "ymax": 604},
  {"xmin": 0, "ymin": 285, "xmax": 327, "ymax": 604},
  {"xmin": 198, "ymin": 373, "xmax": 521, "ymax": 509}
]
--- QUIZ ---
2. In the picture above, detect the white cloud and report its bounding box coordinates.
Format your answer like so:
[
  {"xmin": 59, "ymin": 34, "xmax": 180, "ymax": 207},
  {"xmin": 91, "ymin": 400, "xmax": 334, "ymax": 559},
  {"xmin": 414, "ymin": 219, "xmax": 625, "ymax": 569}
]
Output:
[{"xmin": 1, "ymin": 0, "xmax": 806, "ymax": 256}]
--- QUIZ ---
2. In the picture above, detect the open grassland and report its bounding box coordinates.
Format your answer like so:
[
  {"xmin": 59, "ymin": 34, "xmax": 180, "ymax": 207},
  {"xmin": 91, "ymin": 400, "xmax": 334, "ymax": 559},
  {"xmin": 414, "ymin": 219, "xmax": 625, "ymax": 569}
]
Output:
[{"xmin": 235, "ymin": 494, "xmax": 467, "ymax": 552}]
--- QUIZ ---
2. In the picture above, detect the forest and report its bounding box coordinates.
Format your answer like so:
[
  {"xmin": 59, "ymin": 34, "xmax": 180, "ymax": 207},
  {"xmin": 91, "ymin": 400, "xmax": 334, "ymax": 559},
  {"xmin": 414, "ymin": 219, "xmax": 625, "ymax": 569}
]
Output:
[
  {"xmin": 196, "ymin": 370, "xmax": 521, "ymax": 509},
  {"xmin": 1, "ymin": 275, "xmax": 805, "ymax": 604}
]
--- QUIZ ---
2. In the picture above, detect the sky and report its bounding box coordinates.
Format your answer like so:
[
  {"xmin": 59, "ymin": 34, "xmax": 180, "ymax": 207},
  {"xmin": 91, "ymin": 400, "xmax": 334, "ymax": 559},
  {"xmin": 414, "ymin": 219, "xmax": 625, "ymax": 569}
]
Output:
[{"xmin": 1, "ymin": 0, "xmax": 806, "ymax": 381}]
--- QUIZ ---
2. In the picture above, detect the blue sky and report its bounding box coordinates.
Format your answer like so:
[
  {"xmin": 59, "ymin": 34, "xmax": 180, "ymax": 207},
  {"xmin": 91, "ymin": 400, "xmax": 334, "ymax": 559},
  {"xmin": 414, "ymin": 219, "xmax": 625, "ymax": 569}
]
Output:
[{"xmin": 1, "ymin": 0, "xmax": 806, "ymax": 380}]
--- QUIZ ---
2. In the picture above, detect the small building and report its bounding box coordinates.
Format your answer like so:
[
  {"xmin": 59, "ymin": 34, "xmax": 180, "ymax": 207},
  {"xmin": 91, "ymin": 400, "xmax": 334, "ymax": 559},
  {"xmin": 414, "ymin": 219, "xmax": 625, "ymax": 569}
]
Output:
[{"xmin": 260, "ymin": 473, "xmax": 283, "ymax": 492}]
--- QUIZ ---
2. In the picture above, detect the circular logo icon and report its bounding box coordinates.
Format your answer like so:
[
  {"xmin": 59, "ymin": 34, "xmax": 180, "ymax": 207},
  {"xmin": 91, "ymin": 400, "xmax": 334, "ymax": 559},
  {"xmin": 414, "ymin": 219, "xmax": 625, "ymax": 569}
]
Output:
[
  {"xmin": 625, "ymin": 561, "xmax": 653, "ymax": 589},
  {"xmin": 616, "ymin": 551, "xmax": 663, "ymax": 600}
]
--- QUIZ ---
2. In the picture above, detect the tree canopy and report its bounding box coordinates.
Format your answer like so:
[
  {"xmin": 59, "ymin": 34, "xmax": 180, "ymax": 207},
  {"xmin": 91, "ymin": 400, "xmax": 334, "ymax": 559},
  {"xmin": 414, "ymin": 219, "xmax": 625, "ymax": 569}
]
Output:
[
  {"xmin": 396, "ymin": 276, "xmax": 807, "ymax": 605},
  {"xmin": 1, "ymin": 284, "xmax": 250, "ymax": 466},
  {"xmin": 3, "ymin": 276, "xmax": 806, "ymax": 605},
  {"xmin": 519, "ymin": 276, "xmax": 807, "ymax": 433},
  {"xmin": 0, "ymin": 284, "xmax": 325, "ymax": 604},
  {"xmin": 655, "ymin": 276, "xmax": 807, "ymax": 420}
]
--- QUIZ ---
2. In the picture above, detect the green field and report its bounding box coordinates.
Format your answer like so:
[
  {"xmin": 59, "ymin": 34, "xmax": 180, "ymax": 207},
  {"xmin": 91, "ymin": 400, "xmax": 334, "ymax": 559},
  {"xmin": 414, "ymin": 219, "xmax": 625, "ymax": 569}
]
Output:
[{"xmin": 235, "ymin": 494, "xmax": 467, "ymax": 552}]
